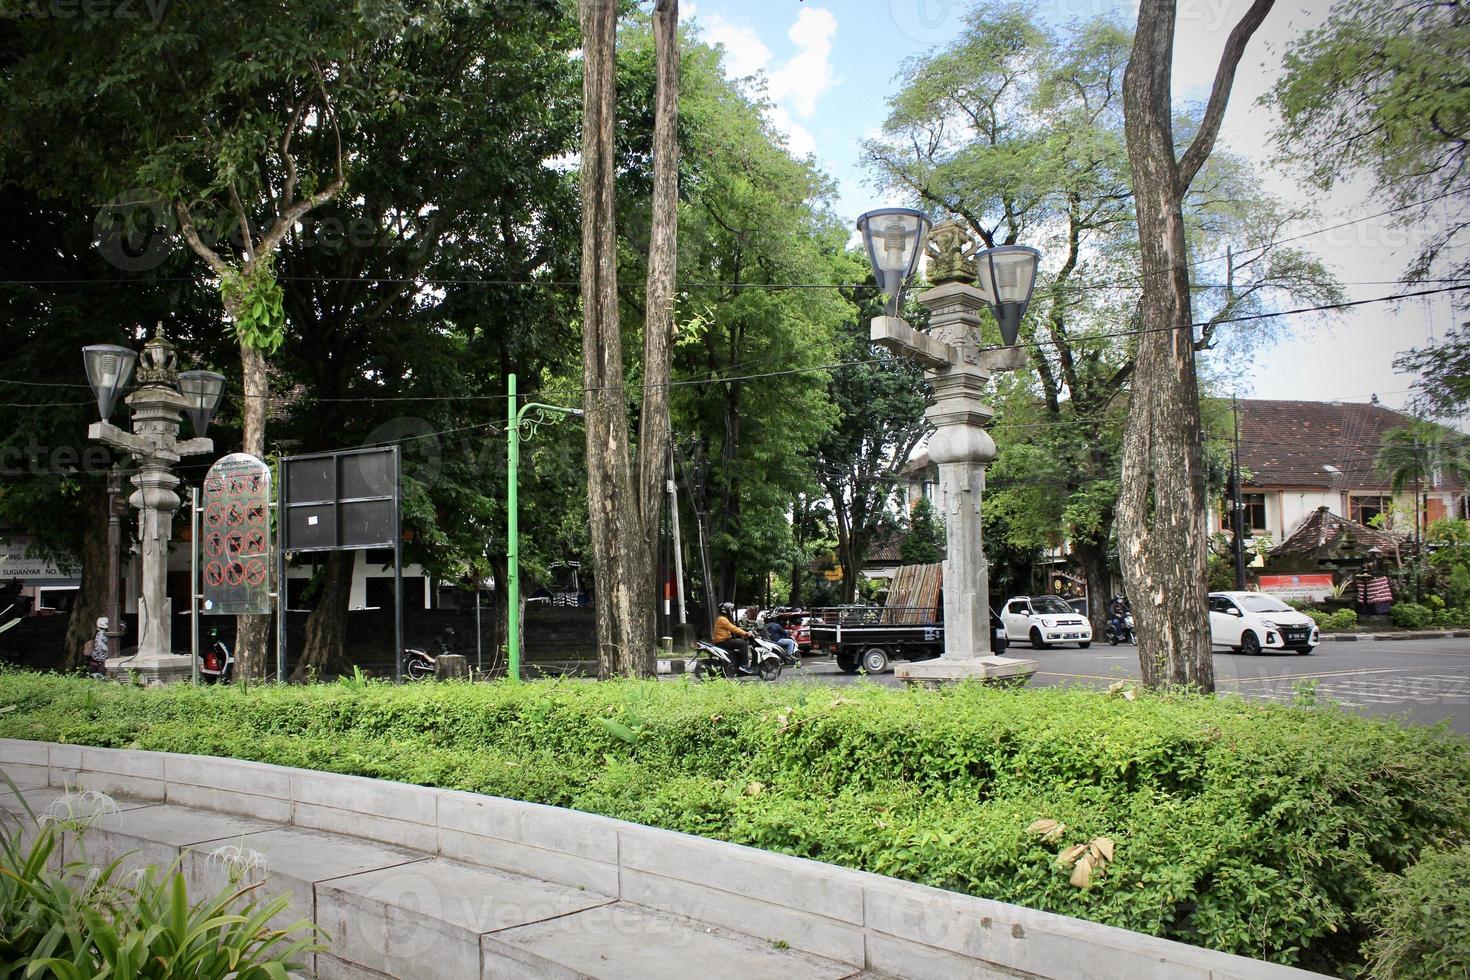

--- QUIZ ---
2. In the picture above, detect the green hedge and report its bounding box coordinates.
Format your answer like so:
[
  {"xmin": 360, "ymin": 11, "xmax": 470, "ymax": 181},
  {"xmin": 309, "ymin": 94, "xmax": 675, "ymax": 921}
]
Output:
[
  {"xmin": 1303, "ymin": 608, "xmax": 1359, "ymax": 631},
  {"xmin": 1, "ymin": 670, "xmax": 1467, "ymax": 976},
  {"xmin": 1362, "ymin": 845, "xmax": 1470, "ymax": 979}
]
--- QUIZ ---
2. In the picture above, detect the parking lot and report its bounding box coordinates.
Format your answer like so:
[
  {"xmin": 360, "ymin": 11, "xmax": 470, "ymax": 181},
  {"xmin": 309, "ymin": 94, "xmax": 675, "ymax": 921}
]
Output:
[{"xmin": 786, "ymin": 636, "xmax": 1470, "ymax": 734}]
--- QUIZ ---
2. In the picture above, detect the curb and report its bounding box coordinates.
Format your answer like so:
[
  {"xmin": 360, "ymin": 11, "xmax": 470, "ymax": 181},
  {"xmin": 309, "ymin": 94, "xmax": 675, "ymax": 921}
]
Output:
[
  {"xmin": 1319, "ymin": 630, "xmax": 1470, "ymax": 642},
  {"xmin": 655, "ymin": 657, "xmax": 693, "ymax": 674}
]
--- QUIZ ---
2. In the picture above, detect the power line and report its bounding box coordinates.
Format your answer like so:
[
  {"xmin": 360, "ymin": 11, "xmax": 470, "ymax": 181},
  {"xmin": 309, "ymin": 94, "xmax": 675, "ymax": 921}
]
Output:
[{"xmin": 5, "ymin": 284, "xmax": 1465, "ymax": 406}]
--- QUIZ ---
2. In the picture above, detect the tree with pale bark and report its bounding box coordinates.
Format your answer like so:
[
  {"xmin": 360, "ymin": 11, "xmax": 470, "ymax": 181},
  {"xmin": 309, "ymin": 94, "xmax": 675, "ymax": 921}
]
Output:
[{"xmin": 1116, "ymin": 0, "xmax": 1276, "ymax": 690}]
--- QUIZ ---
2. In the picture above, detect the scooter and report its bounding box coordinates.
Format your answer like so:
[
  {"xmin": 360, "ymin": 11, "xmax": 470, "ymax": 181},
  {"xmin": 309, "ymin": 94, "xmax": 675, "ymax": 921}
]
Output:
[
  {"xmin": 753, "ymin": 626, "xmax": 799, "ymax": 667},
  {"xmin": 198, "ymin": 628, "xmax": 234, "ymax": 683},
  {"xmin": 691, "ymin": 637, "xmax": 782, "ymax": 681},
  {"xmin": 1105, "ymin": 613, "xmax": 1136, "ymax": 646},
  {"xmin": 403, "ymin": 627, "xmax": 455, "ymax": 681}
]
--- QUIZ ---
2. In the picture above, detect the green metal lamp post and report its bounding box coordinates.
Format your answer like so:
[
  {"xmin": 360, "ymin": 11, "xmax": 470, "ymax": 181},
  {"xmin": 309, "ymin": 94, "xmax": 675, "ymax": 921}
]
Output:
[{"xmin": 506, "ymin": 372, "xmax": 583, "ymax": 681}]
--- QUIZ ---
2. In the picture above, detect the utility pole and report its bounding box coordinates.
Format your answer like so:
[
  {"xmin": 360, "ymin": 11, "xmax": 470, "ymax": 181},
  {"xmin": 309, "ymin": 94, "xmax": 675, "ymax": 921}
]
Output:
[
  {"xmin": 1415, "ymin": 433, "xmax": 1424, "ymax": 603},
  {"xmin": 1232, "ymin": 395, "xmax": 1247, "ymax": 590}
]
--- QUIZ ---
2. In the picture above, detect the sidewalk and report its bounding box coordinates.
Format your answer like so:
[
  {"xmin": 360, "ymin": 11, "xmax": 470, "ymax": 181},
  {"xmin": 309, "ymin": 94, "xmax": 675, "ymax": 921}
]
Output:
[{"xmin": 0, "ymin": 783, "xmax": 863, "ymax": 980}]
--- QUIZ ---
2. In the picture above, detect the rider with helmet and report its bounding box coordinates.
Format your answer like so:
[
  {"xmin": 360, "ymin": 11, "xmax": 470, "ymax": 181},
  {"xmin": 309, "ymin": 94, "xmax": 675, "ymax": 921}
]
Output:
[
  {"xmin": 712, "ymin": 601, "xmax": 753, "ymax": 674},
  {"xmin": 1107, "ymin": 595, "xmax": 1131, "ymax": 640}
]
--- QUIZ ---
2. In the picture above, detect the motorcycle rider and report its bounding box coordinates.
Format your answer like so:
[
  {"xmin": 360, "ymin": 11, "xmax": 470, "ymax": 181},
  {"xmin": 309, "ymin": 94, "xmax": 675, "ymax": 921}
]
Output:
[
  {"xmin": 1107, "ymin": 595, "xmax": 1131, "ymax": 641},
  {"xmin": 712, "ymin": 602, "xmax": 753, "ymax": 674},
  {"xmin": 765, "ymin": 618, "xmax": 798, "ymax": 662}
]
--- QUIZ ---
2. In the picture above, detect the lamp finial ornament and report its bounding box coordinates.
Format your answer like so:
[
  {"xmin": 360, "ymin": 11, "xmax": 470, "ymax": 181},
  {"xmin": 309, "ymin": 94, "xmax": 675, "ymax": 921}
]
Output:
[
  {"xmin": 134, "ymin": 322, "xmax": 178, "ymax": 385},
  {"xmin": 925, "ymin": 220, "xmax": 978, "ymax": 284}
]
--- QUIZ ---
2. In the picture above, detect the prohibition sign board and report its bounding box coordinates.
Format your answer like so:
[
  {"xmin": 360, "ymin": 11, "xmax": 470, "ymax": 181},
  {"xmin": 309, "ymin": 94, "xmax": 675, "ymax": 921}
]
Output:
[{"xmin": 200, "ymin": 453, "xmax": 272, "ymax": 615}]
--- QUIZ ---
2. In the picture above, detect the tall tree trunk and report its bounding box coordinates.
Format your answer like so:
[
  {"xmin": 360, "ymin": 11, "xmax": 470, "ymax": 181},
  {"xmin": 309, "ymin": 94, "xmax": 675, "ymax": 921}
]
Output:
[
  {"xmin": 234, "ymin": 336, "xmax": 273, "ymax": 680},
  {"xmin": 1074, "ymin": 534, "xmax": 1112, "ymax": 637},
  {"xmin": 1118, "ymin": 0, "xmax": 1273, "ymax": 690},
  {"xmin": 635, "ymin": 0, "xmax": 680, "ymax": 677},
  {"xmin": 62, "ymin": 481, "xmax": 111, "ymax": 671},
  {"xmin": 290, "ymin": 550, "xmax": 353, "ymax": 681},
  {"xmin": 580, "ymin": 0, "xmax": 652, "ymax": 678}
]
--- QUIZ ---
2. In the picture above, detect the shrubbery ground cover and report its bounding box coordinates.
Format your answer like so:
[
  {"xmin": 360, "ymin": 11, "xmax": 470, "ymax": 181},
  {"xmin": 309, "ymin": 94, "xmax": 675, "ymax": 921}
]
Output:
[{"xmin": 0, "ymin": 670, "xmax": 1466, "ymax": 976}]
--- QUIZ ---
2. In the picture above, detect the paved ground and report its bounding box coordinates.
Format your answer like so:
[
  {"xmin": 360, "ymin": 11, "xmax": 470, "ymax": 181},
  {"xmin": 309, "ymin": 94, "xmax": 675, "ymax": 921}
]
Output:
[{"xmin": 782, "ymin": 636, "xmax": 1470, "ymax": 733}]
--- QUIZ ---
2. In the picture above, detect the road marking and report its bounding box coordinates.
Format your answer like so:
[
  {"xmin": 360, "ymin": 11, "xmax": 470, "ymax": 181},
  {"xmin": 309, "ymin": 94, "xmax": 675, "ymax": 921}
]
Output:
[{"xmin": 1221, "ymin": 666, "xmax": 1427, "ymax": 684}]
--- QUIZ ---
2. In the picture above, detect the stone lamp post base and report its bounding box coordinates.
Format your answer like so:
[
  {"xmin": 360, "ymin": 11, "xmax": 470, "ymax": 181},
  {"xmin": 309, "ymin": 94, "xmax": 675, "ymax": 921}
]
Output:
[
  {"xmin": 105, "ymin": 653, "xmax": 195, "ymax": 686},
  {"xmin": 894, "ymin": 654, "xmax": 1038, "ymax": 686}
]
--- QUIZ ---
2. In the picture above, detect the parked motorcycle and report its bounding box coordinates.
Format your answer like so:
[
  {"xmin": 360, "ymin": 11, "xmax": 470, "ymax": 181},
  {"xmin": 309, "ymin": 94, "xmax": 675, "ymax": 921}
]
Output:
[
  {"xmin": 403, "ymin": 627, "xmax": 455, "ymax": 681},
  {"xmin": 197, "ymin": 627, "xmax": 234, "ymax": 683},
  {"xmin": 691, "ymin": 637, "xmax": 782, "ymax": 681},
  {"xmin": 1104, "ymin": 613, "xmax": 1136, "ymax": 646}
]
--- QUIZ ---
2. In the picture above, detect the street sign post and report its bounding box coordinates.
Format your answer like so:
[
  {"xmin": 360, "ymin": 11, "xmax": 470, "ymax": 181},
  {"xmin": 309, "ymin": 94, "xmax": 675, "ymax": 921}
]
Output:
[{"xmin": 277, "ymin": 446, "xmax": 401, "ymax": 681}]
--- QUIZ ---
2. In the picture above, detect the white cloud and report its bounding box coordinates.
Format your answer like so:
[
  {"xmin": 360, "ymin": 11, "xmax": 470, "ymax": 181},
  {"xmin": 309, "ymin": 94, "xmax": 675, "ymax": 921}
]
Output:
[
  {"xmin": 768, "ymin": 6, "xmax": 838, "ymax": 118},
  {"xmin": 701, "ymin": 13, "xmax": 771, "ymax": 79},
  {"xmin": 768, "ymin": 105, "xmax": 817, "ymax": 158},
  {"xmin": 692, "ymin": 6, "xmax": 839, "ymax": 161}
]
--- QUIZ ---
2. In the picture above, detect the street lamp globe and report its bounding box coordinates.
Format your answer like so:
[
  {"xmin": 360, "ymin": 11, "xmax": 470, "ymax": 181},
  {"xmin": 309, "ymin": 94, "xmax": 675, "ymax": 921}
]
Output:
[
  {"xmin": 975, "ymin": 244, "xmax": 1041, "ymax": 346},
  {"xmin": 856, "ymin": 207, "xmax": 931, "ymax": 316},
  {"xmin": 82, "ymin": 344, "xmax": 138, "ymax": 422},
  {"xmin": 177, "ymin": 370, "xmax": 227, "ymax": 435}
]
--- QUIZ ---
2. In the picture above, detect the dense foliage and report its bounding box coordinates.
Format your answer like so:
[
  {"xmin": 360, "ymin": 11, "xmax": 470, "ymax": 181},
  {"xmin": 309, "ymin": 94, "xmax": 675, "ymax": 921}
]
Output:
[
  {"xmin": 1, "ymin": 672, "xmax": 1466, "ymax": 975},
  {"xmin": 1362, "ymin": 844, "xmax": 1470, "ymax": 980}
]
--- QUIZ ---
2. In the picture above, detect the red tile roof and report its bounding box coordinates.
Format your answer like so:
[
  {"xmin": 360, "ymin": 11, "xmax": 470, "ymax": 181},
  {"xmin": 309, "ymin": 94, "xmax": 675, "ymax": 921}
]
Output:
[{"xmin": 1236, "ymin": 399, "xmax": 1464, "ymax": 492}]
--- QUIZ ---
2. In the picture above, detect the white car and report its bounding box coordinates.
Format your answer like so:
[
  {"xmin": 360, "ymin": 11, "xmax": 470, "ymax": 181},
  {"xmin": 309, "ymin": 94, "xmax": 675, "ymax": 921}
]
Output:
[
  {"xmin": 1208, "ymin": 591, "xmax": 1319, "ymax": 655},
  {"xmin": 1002, "ymin": 595, "xmax": 1092, "ymax": 649}
]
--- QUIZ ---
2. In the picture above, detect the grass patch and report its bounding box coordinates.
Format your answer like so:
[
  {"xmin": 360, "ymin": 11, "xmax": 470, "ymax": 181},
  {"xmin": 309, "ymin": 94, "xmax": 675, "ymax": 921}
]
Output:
[{"xmin": 0, "ymin": 669, "xmax": 1466, "ymax": 975}]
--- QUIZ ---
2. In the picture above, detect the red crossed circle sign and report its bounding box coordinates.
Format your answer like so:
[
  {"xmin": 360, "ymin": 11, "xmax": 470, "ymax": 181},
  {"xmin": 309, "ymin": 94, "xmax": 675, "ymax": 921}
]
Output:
[
  {"xmin": 244, "ymin": 559, "xmax": 267, "ymax": 587},
  {"xmin": 243, "ymin": 529, "xmax": 266, "ymax": 554},
  {"xmin": 204, "ymin": 501, "xmax": 226, "ymax": 528},
  {"xmin": 204, "ymin": 561, "xmax": 226, "ymax": 587},
  {"xmin": 204, "ymin": 532, "xmax": 225, "ymax": 557},
  {"xmin": 225, "ymin": 562, "xmax": 245, "ymax": 586}
]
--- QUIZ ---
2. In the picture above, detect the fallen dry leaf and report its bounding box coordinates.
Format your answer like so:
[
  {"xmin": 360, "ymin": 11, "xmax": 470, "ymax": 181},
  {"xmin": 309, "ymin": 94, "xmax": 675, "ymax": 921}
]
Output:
[
  {"xmin": 744, "ymin": 781, "xmax": 764, "ymax": 797},
  {"xmin": 1056, "ymin": 844, "xmax": 1087, "ymax": 870},
  {"xmin": 1122, "ymin": 690, "xmax": 1136, "ymax": 702},
  {"xmin": 1027, "ymin": 818, "xmax": 1059, "ymax": 836},
  {"xmin": 1069, "ymin": 854, "xmax": 1093, "ymax": 888},
  {"xmin": 1091, "ymin": 837, "xmax": 1115, "ymax": 863}
]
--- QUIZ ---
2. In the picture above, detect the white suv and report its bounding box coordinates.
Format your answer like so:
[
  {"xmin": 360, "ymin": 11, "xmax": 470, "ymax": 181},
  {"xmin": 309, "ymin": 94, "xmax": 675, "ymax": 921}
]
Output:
[
  {"xmin": 1002, "ymin": 595, "xmax": 1092, "ymax": 649},
  {"xmin": 1208, "ymin": 591, "xmax": 1319, "ymax": 655}
]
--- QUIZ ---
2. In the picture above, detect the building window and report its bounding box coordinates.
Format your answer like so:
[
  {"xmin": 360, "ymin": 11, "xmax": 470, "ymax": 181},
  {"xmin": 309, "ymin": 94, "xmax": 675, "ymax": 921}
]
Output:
[
  {"xmin": 1221, "ymin": 493, "xmax": 1267, "ymax": 532},
  {"xmin": 1350, "ymin": 495, "xmax": 1392, "ymax": 526}
]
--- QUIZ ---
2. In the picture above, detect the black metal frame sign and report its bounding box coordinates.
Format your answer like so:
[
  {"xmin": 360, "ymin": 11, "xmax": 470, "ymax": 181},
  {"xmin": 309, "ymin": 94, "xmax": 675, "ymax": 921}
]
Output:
[
  {"xmin": 281, "ymin": 446, "xmax": 399, "ymax": 551},
  {"xmin": 276, "ymin": 446, "xmax": 403, "ymax": 681}
]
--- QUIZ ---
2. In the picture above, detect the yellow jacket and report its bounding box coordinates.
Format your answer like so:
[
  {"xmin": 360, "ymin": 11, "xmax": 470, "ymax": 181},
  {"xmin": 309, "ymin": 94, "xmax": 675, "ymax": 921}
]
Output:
[{"xmin": 712, "ymin": 615, "xmax": 748, "ymax": 643}]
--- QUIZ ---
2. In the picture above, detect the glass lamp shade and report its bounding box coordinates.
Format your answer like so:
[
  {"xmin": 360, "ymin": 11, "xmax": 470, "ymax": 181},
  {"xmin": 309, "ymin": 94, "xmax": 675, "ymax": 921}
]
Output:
[
  {"xmin": 82, "ymin": 344, "xmax": 138, "ymax": 422},
  {"xmin": 856, "ymin": 207, "xmax": 931, "ymax": 316},
  {"xmin": 975, "ymin": 245, "xmax": 1041, "ymax": 346},
  {"xmin": 177, "ymin": 370, "xmax": 227, "ymax": 435}
]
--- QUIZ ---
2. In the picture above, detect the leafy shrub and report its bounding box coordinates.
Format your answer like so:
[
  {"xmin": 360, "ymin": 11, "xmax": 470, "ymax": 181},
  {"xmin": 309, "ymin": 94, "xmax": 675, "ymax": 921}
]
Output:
[
  {"xmin": 0, "ymin": 777, "xmax": 321, "ymax": 976},
  {"xmin": 1301, "ymin": 608, "xmax": 1358, "ymax": 630},
  {"xmin": 1430, "ymin": 607, "xmax": 1470, "ymax": 630},
  {"xmin": 1362, "ymin": 844, "xmax": 1470, "ymax": 979},
  {"xmin": 1425, "ymin": 594, "xmax": 1447, "ymax": 611},
  {"xmin": 0, "ymin": 674, "xmax": 1467, "ymax": 976},
  {"xmin": 1390, "ymin": 603, "xmax": 1433, "ymax": 629}
]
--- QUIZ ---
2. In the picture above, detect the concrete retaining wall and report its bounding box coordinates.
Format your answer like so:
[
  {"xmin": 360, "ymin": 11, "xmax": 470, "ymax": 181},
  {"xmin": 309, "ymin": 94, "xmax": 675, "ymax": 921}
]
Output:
[{"xmin": 0, "ymin": 738, "xmax": 1322, "ymax": 980}]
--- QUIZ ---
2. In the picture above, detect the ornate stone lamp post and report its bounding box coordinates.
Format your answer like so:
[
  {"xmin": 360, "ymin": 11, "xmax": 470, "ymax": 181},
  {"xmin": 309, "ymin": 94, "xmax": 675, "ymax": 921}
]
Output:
[
  {"xmin": 83, "ymin": 326, "xmax": 225, "ymax": 683},
  {"xmin": 860, "ymin": 212, "xmax": 1040, "ymax": 683}
]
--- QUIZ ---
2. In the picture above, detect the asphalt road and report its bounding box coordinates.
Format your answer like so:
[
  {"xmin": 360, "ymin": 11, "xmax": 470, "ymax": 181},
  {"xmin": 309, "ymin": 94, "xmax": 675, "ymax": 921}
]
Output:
[{"xmin": 782, "ymin": 636, "xmax": 1470, "ymax": 734}]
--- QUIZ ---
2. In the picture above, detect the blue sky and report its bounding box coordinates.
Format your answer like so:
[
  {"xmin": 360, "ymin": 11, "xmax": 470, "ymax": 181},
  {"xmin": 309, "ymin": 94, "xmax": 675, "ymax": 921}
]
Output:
[{"xmin": 681, "ymin": 1, "xmax": 1465, "ymax": 418}]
